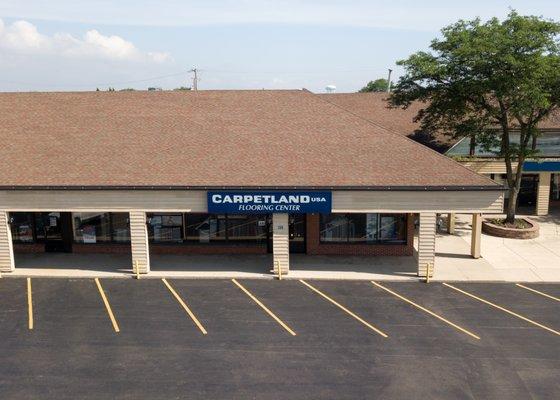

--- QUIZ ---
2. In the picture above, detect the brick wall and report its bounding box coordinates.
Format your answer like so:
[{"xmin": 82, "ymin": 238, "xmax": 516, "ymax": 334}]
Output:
[
  {"xmin": 13, "ymin": 243, "xmax": 44, "ymax": 253},
  {"xmin": 73, "ymin": 243, "xmax": 131, "ymax": 254},
  {"xmin": 149, "ymin": 244, "xmax": 268, "ymax": 255},
  {"xmin": 305, "ymin": 213, "xmax": 414, "ymax": 256},
  {"xmin": 73, "ymin": 243, "xmax": 267, "ymax": 255}
]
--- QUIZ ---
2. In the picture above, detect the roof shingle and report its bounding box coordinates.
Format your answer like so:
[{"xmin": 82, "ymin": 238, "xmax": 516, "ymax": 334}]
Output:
[{"xmin": 0, "ymin": 89, "xmax": 498, "ymax": 189}]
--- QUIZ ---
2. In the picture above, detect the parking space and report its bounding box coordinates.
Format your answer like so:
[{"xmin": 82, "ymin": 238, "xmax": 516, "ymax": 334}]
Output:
[{"xmin": 0, "ymin": 278, "xmax": 559, "ymax": 399}]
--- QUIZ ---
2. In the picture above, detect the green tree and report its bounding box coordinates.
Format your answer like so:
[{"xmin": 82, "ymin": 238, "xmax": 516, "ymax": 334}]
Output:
[
  {"xmin": 359, "ymin": 78, "xmax": 390, "ymax": 93},
  {"xmin": 391, "ymin": 11, "xmax": 560, "ymax": 223}
]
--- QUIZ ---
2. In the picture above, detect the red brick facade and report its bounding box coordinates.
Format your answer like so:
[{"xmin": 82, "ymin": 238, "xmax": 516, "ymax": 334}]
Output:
[
  {"xmin": 13, "ymin": 243, "xmax": 44, "ymax": 253},
  {"xmin": 14, "ymin": 242, "xmax": 267, "ymax": 255},
  {"xmin": 13, "ymin": 213, "xmax": 414, "ymax": 257},
  {"xmin": 149, "ymin": 244, "xmax": 267, "ymax": 255}
]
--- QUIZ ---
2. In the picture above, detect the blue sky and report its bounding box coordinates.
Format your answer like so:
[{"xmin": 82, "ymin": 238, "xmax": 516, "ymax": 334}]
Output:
[{"xmin": 0, "ymin": 1, "xmax": 558, "ymax": 92}]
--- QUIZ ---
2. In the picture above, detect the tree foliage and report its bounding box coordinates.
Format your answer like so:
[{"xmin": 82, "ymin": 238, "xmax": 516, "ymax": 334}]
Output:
[
  {"xmin": 391, "ymin": 11, "xmax": 560, "ymax": 222},
  {"xmin": 359, "ymin": 78, "xmax": 390, "ymax": 92}
]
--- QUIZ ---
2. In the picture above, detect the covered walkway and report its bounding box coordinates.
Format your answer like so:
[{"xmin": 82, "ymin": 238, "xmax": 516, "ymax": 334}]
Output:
[{"xmin": 10, "ymin": 252, "xmax": 418, "ymax": 280}]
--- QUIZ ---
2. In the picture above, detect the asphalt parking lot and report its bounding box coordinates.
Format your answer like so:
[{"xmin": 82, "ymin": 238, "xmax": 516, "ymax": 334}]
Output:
[{"xmin": 0, "ymin": 278, "xmax": 559, "ymax": 399}]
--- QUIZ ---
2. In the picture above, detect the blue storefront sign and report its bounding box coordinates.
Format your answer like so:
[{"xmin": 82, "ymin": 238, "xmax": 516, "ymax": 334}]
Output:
[
  {"xmin": 523, "ymin": 161, "xmax": 560, "ymax": 172},
  {"xmin": 207, "ymin": 191, "xmax": 332, "ymax": 214}
]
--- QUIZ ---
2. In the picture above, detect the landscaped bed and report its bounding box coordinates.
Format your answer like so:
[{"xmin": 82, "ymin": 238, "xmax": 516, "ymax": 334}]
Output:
[{"xmin": 482, "ymin": 218, "xmax": 539, "ymax": 239}]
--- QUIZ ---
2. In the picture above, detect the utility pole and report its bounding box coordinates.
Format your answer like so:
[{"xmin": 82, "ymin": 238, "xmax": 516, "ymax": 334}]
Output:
[
  {"xmin": 189, "ymin": 68, "xmax": 199, "ymax": 91},
  {"xmin": 386, "ymin": 68, "xmax": 393, "ymax": 93}
]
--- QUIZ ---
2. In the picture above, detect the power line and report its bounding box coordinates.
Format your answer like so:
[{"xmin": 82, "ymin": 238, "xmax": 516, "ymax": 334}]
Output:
[
  {"xmin": 0, "ymin": 71, "xmax": 188, "ymax": 89},
  {"xmin": 202, "ymin": 68, "xmax": 390, "ymax": 75}
]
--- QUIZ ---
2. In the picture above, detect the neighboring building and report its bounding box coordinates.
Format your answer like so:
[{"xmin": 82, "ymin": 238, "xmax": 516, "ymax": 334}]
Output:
[
  {"xmin": 0, "ymin": 90, "xmax": 503, "ymax": 276},
  {"xmin": 321, "ymin": 92, "xmax": 560, "ymax": 216},
  {"xmin": 446, "ymin": 130, "xmax": 560, "ymax": 216}
]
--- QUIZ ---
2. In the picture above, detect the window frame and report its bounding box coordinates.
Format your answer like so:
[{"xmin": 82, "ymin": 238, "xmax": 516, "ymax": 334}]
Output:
[{"xmin": 319, "ymin": 213, "xmax": 407, "ymax": 245}]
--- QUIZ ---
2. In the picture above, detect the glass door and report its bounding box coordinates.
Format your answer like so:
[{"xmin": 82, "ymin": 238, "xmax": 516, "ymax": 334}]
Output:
[
  {"xmin": 43, "ymin": 212, "xmax": 73, "ymax": 252},
  {"xmin": 289, "ymin": 214, "xmax": 306, "ymax": 253}
]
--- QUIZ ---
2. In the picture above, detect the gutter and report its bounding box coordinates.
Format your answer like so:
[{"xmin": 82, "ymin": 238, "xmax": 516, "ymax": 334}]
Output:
[{"xmin": 0, "ymin": 185, "xmax": 505, "ymax": 192}]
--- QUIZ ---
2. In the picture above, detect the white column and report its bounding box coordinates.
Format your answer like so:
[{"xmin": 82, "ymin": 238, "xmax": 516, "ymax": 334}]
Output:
[
  {"xmin": 418, "ymin": 213, "xmax": 436, "ymax": 277},
  {"xmin": 471, "ymin": 213, "xmax": 482, "ymax": 259},
  {"xmin": 129, "ymin": 211, "xmax": 150, "ymax": 274},
  {"xmin": 0, "ymin": 212, "xmax": 15, "ymax": 273},
  {"xmin": 272, "ymin": 213, "xmax": 289, "ymax": 275},
  {"xmin": 536, "ymin": 172, "xmax": 551, "ymax": 216},
  {"xmin": 446, "ymin": 213, "xmax": 456, "ymax": 234}
]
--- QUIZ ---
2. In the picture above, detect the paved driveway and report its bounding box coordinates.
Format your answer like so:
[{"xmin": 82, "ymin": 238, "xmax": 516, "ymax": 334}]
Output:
[{"xmin": 0, "ymin": 278, "xmax": 559, "ymax": 399}]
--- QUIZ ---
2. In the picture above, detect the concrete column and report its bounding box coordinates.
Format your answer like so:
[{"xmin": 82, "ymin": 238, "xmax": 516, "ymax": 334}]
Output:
[
  {"xmin": 0, "ymin": 212, "xmax": 15, "ymax": 273},
  {"xmin": 272, "ymin": 213, "xmax": 289, "ymax": 275},
  {"xmin": 471, "ymin": 213, "xmax": 482, "ymax": 259},
  {"xmin": 536, "ymin": 172, "xmax": 551, "ymax": 216},
  {"xmin": 129, "ymin": 211, "xmax": 150, "ymax": 274},
  {"xmin": 417, "ymin": 213, "xmax": 436, "ymax": 278},
  {"xmin": 446, "ymin": 213, "xmax": 456, "ymax": 234}
]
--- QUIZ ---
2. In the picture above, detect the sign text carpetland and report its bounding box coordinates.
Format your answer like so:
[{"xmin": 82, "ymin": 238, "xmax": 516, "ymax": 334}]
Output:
[{"xmin": 207, "ymin": 191, "xmax": 332, "ymax": 214}]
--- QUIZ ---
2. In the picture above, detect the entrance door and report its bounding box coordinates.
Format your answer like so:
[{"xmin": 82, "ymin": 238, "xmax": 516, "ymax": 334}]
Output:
[
  {"xmin": 43, "ymin": 212, "xmax": 73, "ymax": 253},
  {"xmin": 289, "ymin": 214, "xmax": 306, "ymax": 253},
  {"xmin": 518, "ymin": 174, "xmax": 538, "ymax": 207},
  {"xmin": 267, "ymin": 214, "xmax": 307, "ymax": 254}
]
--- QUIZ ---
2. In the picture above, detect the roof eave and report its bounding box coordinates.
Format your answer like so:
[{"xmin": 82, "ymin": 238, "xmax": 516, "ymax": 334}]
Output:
[{"xmin": 0, "ymin": 185, "xmax": 505, "ymax": 191}]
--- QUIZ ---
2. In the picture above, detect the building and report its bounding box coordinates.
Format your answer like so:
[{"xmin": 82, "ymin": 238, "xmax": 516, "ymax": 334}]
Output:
[
  {"xmin": 0, "ymin": 90, "xmax": 503, "ymax": 276},
  {"xmin": 446, "ymin": 132, "xmax": 560, "ymax": 216},
  {"xmin": 321, "ymin": 92, "xmax": 560, "ymax": 216}
]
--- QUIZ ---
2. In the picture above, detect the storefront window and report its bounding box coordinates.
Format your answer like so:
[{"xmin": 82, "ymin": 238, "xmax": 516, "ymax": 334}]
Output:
[
  {"xmin": 186, "ymin": 213, "xmax": 266, "ymax": 244},
  {"xmin": 378, "ymin": 214, "xmax": 407, "ymax": 242},
  {"xmin": 320, "ymin": 213, "xmax": 406, "ymax": 244},
  {"xmin": 110, "ymin": 213, "xmax": 131, "ymax": 243},
  {"xmin": 185, "ymin": 214, "xmax": 222, "ymax": 243},
  {"xmin": 321, "ymin": 214, "xmax": 353, "ymax": 242},
  {"xmin": 148, "ymin": 213, "xmax": 184, "ymax": 243},
  {"xmin": 227, "ymin": 215, "xmax": 267, "ymax": 243},
  {"xmin": 34, "ymin": 213, "xmax": 48, "ymax": 241},
  {"xmin": 9, "ymin": 212, "xmax": 35, "ymax": 243},
  {"xmin": 73, "ymin": 213, "xmax": 112, "ymax": 243}
]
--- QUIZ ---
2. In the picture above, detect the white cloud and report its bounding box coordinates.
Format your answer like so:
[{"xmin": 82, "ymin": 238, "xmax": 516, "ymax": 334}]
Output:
[{"xmin": 0, "ymin": 18, "xmax": 171, "ymax": 63}]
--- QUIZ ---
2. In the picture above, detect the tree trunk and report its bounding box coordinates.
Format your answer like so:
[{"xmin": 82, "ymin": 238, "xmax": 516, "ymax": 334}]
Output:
[
  {"xmin": 469, "ymin": 135, "xmax": 476, "ymax": 156},
  {"xmin": 506, "ymin": 185, "xmax": 519, "ymax": 223}
]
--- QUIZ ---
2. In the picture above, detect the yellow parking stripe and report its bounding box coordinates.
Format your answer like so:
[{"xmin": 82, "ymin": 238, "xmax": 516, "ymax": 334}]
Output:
[
  {"xmin": 371, "ymin": 281, "xmax": 480, "ymax": 340},
  {"xmin": 27, "ymin": 278, "xmax": 33, "ymax": 330},
  {"xmin": 443, "ymin": 283, "xmax": 560, "ymax": 337},
  {"xmin": 94, "ymin": 278, "xmax": 120, "ymax": 333},
  {"xmin": 516, "ymin": 284, "xmax": 560, "ymax": 303},
  {"xmin": 299, "ymin": 280, "xmax": 388, "ymax": 338},
  {"xmin": 162, "ymin": 279, "xmax": 207, "ymax": 335},
  {"xmin": 231, "ymin": 279, "xmax": 296, "ymax": 336}
]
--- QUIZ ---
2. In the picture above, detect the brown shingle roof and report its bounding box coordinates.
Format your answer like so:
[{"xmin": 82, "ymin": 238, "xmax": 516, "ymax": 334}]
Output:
[
  {"xmin": 318, "ymin": 92, "xmax": 456, "ymax": 152},
  {"xmin": 0, "ymin": 89, "xmax": 498, "ymax": 189},
  {"xmin": 319, "ymin": 92, "xmax": 560, "ymax": 151}
]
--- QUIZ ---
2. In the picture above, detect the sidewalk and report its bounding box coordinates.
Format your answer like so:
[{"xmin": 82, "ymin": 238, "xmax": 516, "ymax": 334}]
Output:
[
  {"xmin": 433, "ymin": 212, "xmax": 560, "ymax": 282},
  {"xmin": 5, "ymin": 212, "xmax": 560, "ymax": 282}
]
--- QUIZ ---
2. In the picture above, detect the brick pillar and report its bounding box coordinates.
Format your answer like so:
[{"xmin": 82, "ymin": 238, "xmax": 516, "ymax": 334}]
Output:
[
  {"xmin": 446, "ymin": 213, "xmax": 455, "ymax": 234},
  {"xmin": 272, "ymin": 213, "xmax": 289, "ymax": 275},
  {"xmin": 129, "ymin": 211, "xmax": 150, "ymax": 274},
  {"xmin": 0, "ymin": 212, "xmax": 15, "ymax": 272},
  {"xmin": 536, "ymin": 172, "xmax": 551, "ymax": 216},
  {"xmin": 471, "ymin": 213, "xmax": 482, "ymax": 259},
  {"xmin": 417, "ymin": 213, "xmax": 436, "ymax": 277}
]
